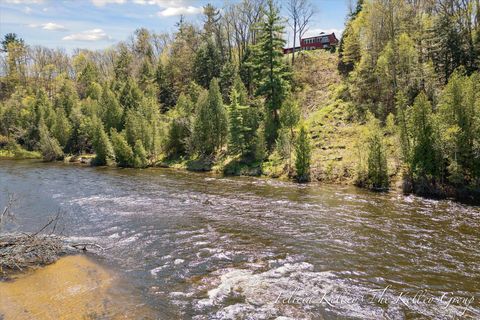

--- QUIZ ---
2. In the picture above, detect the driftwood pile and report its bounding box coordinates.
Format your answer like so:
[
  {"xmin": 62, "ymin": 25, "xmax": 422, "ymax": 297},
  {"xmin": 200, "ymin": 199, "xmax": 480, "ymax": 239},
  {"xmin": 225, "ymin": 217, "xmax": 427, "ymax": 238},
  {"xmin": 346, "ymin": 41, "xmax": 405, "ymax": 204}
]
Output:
[
  {"xmin": 1, "ymin": 195, "xmax": 103, "ymax": 279},
  {"xmin": 0, "ymin": 233, "xmax": 68, "ymax": 278}
]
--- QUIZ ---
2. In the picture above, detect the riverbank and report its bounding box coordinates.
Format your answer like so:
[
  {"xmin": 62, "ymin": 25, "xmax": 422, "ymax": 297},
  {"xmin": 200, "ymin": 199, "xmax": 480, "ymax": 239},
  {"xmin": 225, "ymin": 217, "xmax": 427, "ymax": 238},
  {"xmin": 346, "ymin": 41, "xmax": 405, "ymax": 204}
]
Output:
[{"xmin": 0, "ymin": 255, "xmax": 155, "ymax": 319}]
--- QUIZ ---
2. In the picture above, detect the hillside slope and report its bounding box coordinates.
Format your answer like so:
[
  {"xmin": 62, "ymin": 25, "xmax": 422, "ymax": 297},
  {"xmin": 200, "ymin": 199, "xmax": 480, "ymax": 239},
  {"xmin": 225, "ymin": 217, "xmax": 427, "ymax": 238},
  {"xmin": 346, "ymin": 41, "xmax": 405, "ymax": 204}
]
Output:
[{"xmin": 285, "ymin": 51, "xmax": 401, "ymax": 186}]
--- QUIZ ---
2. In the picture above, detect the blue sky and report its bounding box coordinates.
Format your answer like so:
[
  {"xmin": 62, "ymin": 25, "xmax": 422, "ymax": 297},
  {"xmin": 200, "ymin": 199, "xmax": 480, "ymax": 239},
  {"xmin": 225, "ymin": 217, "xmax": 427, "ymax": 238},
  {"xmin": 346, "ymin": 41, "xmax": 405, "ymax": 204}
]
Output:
[{"xmin": 0, "ymin": 0, "xmax": 348, "ymax": 51}]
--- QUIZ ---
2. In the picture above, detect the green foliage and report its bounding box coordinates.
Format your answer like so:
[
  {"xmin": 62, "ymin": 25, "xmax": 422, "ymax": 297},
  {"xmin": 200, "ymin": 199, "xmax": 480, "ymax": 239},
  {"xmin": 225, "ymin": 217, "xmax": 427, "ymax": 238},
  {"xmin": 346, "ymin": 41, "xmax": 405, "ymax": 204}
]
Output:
[
  {"xmin": 119, "ymin": 79, "xmax": 143, "ymax": 111},
  {"xmin": 366, "ymin": 116, "xmax": 389, "ymax": 190},
  {"xmin": 227, "ymin": 89, "xmax": 246, "ymax": 156},
  {"xmin": 438, "ymin": 71, "xmax": 480, "ymax": 185},
  {"xmin": 39, "ymin": 122, "xmax": 64, "ymax": 161},
  {"xmin": 219, "ymin": 61, "xmax": 237, "ymax": 103},
  {"xmin": 165, "ymin": 93, "xmax": 192, "ymax": 158},
  {"xmin": 110, "ymin": 128, "xmax": 133, "ymax": 167},
  {"xmin": 279, "ymin": 96, "xmax": 300, "ymax": 168},
  {"xmin": 100, "ymin": 85, "xmax": 123, "ymax": 132},
  {"xmin": 253, "ymin": 122, "xmax": 267, "ymax": 162},
  {"xmin": 155, "ymin": 60, "xmax": 176, "ymax": 109},
  {"xmin": 194, "ymin": 39, "xmax": 222, "ymax": 88},
  {"xmin": 192, "ymin": 78, "xmax": 228, "ymax": 156},
  {"xmin": 91, "ymin": 119, "xmax": 114, "ymax": 166},
  {"xmin": 251, "ymin": 0, "xmax": 291, "ymax": 147},
  {"xmin": 86, "ymin": 82, "xmax": 103, "ymax": 101},
  {"xmin": 51, "ymin": 108, "xmax": 72, "ymax": 148},
  {"xmin": 55, "ymin": 79, "xmax": 78, "ymax": 115},
  {"xmin": 133, "ymin": 139, "xmax": 148, "ymax": 168},
  {"xmin": 409, "ymin": 92, "xmax": 441, "ymax": 180},
  {"xmin": 294, "ymin": 125, "xmax": 311, "ymax": 182}
]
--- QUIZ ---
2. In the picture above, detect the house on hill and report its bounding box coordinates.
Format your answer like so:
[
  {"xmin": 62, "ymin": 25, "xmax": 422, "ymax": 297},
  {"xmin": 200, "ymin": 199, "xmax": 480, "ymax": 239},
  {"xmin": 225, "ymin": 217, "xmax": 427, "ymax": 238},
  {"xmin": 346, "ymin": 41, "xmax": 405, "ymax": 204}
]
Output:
[{"xmin": 283, "ymin": 32, "xmax": 339, "ymax": 54}]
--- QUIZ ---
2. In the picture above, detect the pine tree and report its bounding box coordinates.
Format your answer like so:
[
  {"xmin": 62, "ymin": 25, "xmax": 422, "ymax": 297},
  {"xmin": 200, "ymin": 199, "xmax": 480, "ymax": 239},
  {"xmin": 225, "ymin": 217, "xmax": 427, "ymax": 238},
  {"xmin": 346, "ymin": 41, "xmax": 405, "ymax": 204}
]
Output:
[
  {"xmin": 295, "ymin": 125, "xmax": 311, "ymax": 182},
  {"xmin": 110, "ymin": 128, "xmax": 133, "ymax": 167},
  {"xmin": 409, "ymin": 92, "xmax": 440, "ymax": 180},
  {"xmin": 114, "ymin": 45, "xmax": 133, "ymax": 82},
  {"xmin": 155, "ymin": 60, "xmax": 176, "ymax": 110},
  {"xmin": 55, "ymin": 79, "xmax": 78, "ymax": 116},
  {"xmin": 91, "ymin": 120, "xmax": 114, "ymax": 166},
  {"xmin": 193, "ymin": 39, "xmax": 222, "ymax": 88},
  {"xmin": 366, "ymin": 116, "xmax": 389, "ymax": 190},
  {"xmin": 139, "ymin": 58, "xmax": 155, "ymax": 92},
  {"xmin": 219, "ymin": 61, "xmax": 236, "ymax": 103},
  {"xmin": 51, "ymin": 108, "xmax": 72, "ymax": 148},
  {"xmin": 438, "ymin": 71, "xmax": 480, "ymax": 185},
  {"xmin": 165, "ymin": 93, "xmax": 192, "ymax": 158},
  {"xmin": 252, "ymin": 0, "xmax": 291, "ymax": 147},
  {"xmin": 119, "ymin": 78, "xmax": 143, "ymax": 111},
  {"xmin": 133, "ymin": 139, "xmax": 148, "ymax": 168},
  {"xmin": 192, "ymin": 78, "xmax": 228, "ymax": 156},
  {"xmin": 39, "ymin": 122, "xmax": 64, "ymax": 161},
  {"xmin": 228, "ymin": 89, "xmax": 246, "ymax": 156},
  {"xmin": 100, "ymin": 85, "xmax": 123, "ymax": 132}
]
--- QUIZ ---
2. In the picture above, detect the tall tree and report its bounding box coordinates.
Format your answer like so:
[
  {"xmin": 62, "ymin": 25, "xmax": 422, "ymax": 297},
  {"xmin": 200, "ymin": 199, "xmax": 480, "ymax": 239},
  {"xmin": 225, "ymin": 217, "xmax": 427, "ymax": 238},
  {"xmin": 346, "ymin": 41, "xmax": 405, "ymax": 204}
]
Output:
[
  {"xmin": 228, "ymin": 89, "xmax": 247, "ymax": 156},
  {"xmin": 295, "ymin": 125, "xmax": 311, "ymax": 182},
  {"xmin": 192, "ymin": 78, "xmax": 228, "ymax": 156},
  {"xmin": 252, "ymin": 0, "xmax": 291, "ymax": 147}
]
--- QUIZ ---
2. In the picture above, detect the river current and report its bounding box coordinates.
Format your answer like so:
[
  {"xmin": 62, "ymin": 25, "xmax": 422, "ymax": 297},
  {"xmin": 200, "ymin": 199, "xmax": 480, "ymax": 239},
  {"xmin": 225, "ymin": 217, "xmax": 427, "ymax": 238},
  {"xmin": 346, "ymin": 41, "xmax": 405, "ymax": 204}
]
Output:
[{"xmin": 0, "ymin": 160, "xmax": 479, "ymax": 319}]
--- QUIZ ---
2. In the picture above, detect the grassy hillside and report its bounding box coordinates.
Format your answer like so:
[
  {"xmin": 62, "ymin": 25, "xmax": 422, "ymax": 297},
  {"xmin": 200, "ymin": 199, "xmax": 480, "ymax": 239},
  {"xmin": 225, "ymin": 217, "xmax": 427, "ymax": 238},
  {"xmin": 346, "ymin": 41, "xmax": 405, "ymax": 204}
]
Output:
[{"xmin": 271, "ymin": 50, "xmax": 402, "ymax": 186}]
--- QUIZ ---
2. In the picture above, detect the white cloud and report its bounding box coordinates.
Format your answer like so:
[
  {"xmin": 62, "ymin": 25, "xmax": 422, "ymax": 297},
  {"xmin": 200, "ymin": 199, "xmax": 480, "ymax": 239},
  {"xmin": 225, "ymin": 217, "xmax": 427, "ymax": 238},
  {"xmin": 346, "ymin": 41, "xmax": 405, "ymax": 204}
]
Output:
[
  {"xmin": 43, "ymin": 22, "xmax": 67, "ymax": 31},
  {"xmin": 90, "ymin": 0, "xmax": 126, "ymax": 7},
  {"xmin": 63, "ymin": 29, "xmax": 111, "ymax": 41},
  {"xmin": 157, "ymin": 6, "xmax": 202, "ymax": 17},
  {"xmin": 28, "ymin": 22, "xmax": 67, "ymax": 31},
  {"xmin": 24, "ymin": 6, "xmax": 32, "ymax": 13}
]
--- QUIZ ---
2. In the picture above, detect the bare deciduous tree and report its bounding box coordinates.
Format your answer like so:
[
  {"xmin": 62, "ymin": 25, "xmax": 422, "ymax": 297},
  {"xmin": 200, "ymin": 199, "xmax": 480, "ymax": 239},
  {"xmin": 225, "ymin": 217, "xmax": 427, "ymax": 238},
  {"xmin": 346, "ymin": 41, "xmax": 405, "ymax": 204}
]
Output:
[{"xmin": 287, "ymin": 0, "xmax": 315, "ymax": 65}]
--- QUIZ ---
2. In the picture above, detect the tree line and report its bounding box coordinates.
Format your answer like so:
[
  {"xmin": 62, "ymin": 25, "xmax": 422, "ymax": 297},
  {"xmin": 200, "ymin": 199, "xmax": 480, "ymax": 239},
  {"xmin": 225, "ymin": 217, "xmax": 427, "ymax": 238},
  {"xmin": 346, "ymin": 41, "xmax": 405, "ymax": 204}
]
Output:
[
  {"xmin": 1, "ymin": 0, "xmax": 479, "ymax": 196},
  {"xmin": 341, "ymin": 0, "xmax": 480, "ymax": 195},
  {"xmin": 0, "ymin": 0, "xmax": 312, "ymax": 182}
]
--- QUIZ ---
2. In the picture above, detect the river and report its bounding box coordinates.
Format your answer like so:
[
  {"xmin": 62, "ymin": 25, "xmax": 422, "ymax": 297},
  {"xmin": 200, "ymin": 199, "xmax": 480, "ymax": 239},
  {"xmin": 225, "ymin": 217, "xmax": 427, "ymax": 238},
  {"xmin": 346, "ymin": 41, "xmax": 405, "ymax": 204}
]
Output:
[{"xmin": 0, "ymin": 160, "xmax": 479, "ymax": 319}]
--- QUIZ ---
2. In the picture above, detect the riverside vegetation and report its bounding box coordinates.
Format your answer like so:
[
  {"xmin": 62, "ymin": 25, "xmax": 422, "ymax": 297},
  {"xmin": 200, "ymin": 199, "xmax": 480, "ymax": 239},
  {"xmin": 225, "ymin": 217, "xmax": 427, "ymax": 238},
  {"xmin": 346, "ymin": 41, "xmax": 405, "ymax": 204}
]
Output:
[{"xmin": 0, "ymin": 0, "xmax": 479, "ymax": 200}]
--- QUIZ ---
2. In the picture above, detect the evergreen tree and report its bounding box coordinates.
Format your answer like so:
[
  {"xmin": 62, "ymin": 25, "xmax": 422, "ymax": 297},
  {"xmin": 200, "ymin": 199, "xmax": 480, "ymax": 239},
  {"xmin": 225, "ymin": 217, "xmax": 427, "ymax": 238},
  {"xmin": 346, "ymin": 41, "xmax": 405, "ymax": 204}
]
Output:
[
  {"xmin": 438, "ymin": 71, "xmax": 480, "ymax": 185},
  {"xmin": 86, "ymin": 82, "xmax": 102, "ymax": 101},
  {"xmin": 110, "ymin": 128, "xmax": 133, "ymax": 167},
  {"xmin": 193, "ymin": 39, "xmax": 222, "ymax": 88},
  {"xmin": 409, "ymin": 92, "xmax": 440, "ymax": 180},
  {"xmin": 366, "ymin": 116, "xmax": 389, "ymax": 190},
  {"xmin": 133, "ymin": 139, "xmax": 148, "ymax": 168},
  {"xmin": 156, "ymin": 60, "xmax": 176, "ymax": 110},
  {"xmin": 114, "ymin": 45, "xmax": 133, "ymax": 82},
  {"xmin": 100, "ymin": 85, "xmax": 123, "ymax": 132},
  {"xmin": 55, "ymin": 79, "xmax": 78, "ymax": 116},
  {"xmin": 51, "ymin": 108, "xmax": 72, "ymax": 148},
  {"xmin": 252, "ymin": 0, "xmax": 291, "ymax": 147},
  {"xmin": 165, "ymin": 93, "xmax": 192, "ymax": 158},
  {"xmin": 295, "ymin": 125, "xmax": 311, "ymax": 182},
  {"xmin": 139, "ymin": 58, "xmax": 155, "ymax": 91},
  {"xmin": 119, "ymin": 79, "xmax": 143, "ymax": 111},
  {"xmin": 228, "ymin": 89, "xmax": 246, "ymax": 156},
  {"xmin": 91, "ymin": 120, "xmax": 114, "ymax": 166},
  {"xmin": 219, "ymin": 61, "xmax": 236, "ymax": 103},
  {"xmin": 192, "ymin": 78, "xmax": 228, "ymax": 156},
  {"xmin": 254, "ymin": 122, "xmax": 267, "ymax": 162},
  {"xmin": 39, "ymin": 122, "xmax": 64, "ymax": 161}
]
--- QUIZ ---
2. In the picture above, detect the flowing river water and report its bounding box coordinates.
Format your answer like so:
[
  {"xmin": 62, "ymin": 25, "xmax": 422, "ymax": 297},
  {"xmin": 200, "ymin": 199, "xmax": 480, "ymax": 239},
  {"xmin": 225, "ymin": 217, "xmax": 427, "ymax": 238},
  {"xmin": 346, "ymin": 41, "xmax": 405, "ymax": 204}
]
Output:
[{"xmin": 0, "ymin": 160, "xmax": 479, "ymax": 319}]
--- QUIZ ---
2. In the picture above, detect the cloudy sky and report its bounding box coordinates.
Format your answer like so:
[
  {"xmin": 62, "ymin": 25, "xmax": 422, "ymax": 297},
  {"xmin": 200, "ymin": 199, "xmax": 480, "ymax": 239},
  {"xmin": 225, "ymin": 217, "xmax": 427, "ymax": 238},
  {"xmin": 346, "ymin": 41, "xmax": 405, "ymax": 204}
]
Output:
[{"xmin": 0, "ymin": 0, "xmax": 348, "ymax": 51}]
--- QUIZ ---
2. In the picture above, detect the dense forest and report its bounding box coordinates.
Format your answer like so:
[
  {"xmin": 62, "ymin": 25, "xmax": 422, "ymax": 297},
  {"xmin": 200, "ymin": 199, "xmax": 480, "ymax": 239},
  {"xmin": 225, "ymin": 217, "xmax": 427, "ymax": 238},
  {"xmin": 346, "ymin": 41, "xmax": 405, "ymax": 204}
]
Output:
[{"xmin": 0, "ymin": 0, "xmax": 479, "ymax": 199}]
